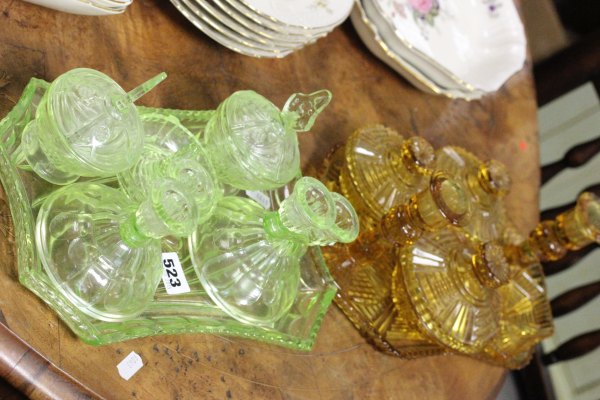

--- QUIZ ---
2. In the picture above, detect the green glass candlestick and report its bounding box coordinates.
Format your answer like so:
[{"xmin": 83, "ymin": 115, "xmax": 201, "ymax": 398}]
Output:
[{"xmin": 118, "ymin": 113, "xmax": 222, "ymax": 224}]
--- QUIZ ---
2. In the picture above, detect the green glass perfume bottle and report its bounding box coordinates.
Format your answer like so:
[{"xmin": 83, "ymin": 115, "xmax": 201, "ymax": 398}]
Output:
[
  {"xmin": 15, "ymin": 68, "xmax": 166, "ymax": 185},
  {"xmin": 118, "ymin": 113, "xmax": 221, "ymax": 224},
  {"xmin": 35, "ymin": 180, "xmax": 198, "ymax": 322},
  {"xmin": 203, "ymin": 90, "xmax": 332, "ymax": 190},
  {"xmin": 189, "ymin": 177, "xmax": 358, "ymax": 326}
]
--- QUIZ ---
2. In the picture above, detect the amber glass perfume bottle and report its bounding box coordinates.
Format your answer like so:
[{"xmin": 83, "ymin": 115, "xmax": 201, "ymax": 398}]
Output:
[
  {"xmin": 380, "ymin": 172, "xmax": 470, "ymax": 246},
  {"xmin": 321, "ymin": 125, "xmax": 435, "ymax": 229},
  {"xmin": 321, "ymin": 172, "xmax": 471, "ymax": 357},
  {"xmin": 478, "ymin": 191, "xmax": 600, "ymax": 369},
  {"xmin": 318, "ymin": 127, "xmax": 558, "ymax": 367},
  {"xmin": 393, "ymin": 228, "xmax": 511, "ymax": 354},
  {"xmin": 435, "ymin": 146, "xmax": 511, "ymax": 241}
]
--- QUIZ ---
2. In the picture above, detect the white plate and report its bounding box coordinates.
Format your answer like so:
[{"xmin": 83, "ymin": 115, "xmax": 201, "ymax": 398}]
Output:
[
  {"xmin": 171, "ymin": 0, "xmax": 296, "ymax": 58},
  {"xmin": 213, "ymin": 0, "xmax": 317, "ymax": 45},
  {"xmin": 352, "ymin": 2, "xmax": 486, "ymax": 100},
  {"xmin": 23, "ymin": 0, "xmax": 125, "ymax": 15},
  {"xmin": 350, "ymin": 4, "xmax": 445, "ymax": 97},
  {"xmin": 367, "ymin": 0, "xmax": 484, "ymax": 93},
  {"xmin": 179, "ymin": 0, "xmax": 287, "ymax": 53},
  {"xmin": 362, "ymin": 0, "xmax": 485, "ymax": 99},
  {"xmin": 240, "ymin": 0, "xmax": 353, "ymax": 31},
  {"xmin": 225, "ymin": 0, "xmax": 333, "ymax": 37},
  {"xmin": 373, "ymin": 0, "xmax": 526, "ymax": 91},
  {"xmin": 91, "ymin": 0, "xmax": 131, "ymax": 7},
  {"xmin": 188, "ymin": 0, "xmax": 301, "ymax": 50},
  {"xmin": 184, "ymin": 0, "xmax": 301, "ymax": 53}
]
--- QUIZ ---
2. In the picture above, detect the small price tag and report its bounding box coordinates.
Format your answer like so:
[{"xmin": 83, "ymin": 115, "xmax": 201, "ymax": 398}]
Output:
[
  {"xmin": 161, "ymin": 252, "xmax": 190, "ymax": 295},
  {"xmin": 117, "ymin": 351, "xmax": 143, "ymax": 381},
  {"xmin": 245, "ymin": 190, "xmax": 271, "ymax": 209}
]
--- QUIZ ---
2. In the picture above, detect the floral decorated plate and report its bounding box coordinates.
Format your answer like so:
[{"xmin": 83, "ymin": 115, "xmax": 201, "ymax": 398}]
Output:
[
  {"xmin": 373, "ymin": 0, "xmax": 526, "ymax": 91},
  {"xmin": 351, "ymin": 1, "xmax": 485, "ymax": 100},
  {"xmin": 350, "ymin": 4, "xmax": 444, "ymax": 96},
  {"xmin": 360, "ymin": 0, "xmax": 486, "ymax": 100}
]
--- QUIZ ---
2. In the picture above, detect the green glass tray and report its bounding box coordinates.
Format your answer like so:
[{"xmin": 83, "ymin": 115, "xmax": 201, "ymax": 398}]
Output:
[{"xmin": 0, "ymin": 78, "xmax": 337, "ymax": 350}]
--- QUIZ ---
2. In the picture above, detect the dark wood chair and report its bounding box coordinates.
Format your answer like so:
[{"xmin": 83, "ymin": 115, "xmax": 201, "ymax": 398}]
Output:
[
  {"xmin": 515, "ymin": 191, "xmax": 600, "ymax": 400},
  {"xmin": 514, "ymin": 130, "xmax": 600, "ymax": 400},
  {"xmin": 514, "ymin": 0, "xmax": 600, "ymax": 388},
  {"xmin": 515, "ymin": 0, "xmax": 600, "ymax": 392},
  {"xmin": 534, "ymin": 29, "xmax": 600, "ymax": 108}
]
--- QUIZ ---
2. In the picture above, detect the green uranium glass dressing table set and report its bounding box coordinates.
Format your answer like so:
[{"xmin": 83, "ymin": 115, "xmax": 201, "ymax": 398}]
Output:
[{"xmin": 0, "ymin": 68, "xmax": 359, "ymax": 350}]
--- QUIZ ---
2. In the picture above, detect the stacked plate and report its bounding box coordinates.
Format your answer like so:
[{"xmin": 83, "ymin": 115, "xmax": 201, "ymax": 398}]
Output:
[
  {"xmin": 22, "ymin": 0, "xmax": 132, "ymax": 15},
  {"xmin": 170, "ymin": 0, "xmax": 354, "ymax": 58},
  {"xmin": 351, "ymin": 0, "xmax": 527, "ymax": 100}
]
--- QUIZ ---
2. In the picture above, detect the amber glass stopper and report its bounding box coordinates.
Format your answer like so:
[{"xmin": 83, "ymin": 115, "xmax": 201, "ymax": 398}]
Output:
[
  {"xmin": 472, "ymin": 242, "xmax": 511, "ymax": 289},
  {"xmin": 477, "ymin": 159, "xmax": 511, "ymax": 197},
  {"xmin": 380, "ymin": 172, "xmax": 470, "ymax": 246},
  {"xmin": 561, "ymin": 191, "xmax": 600, "ymax": 248}
]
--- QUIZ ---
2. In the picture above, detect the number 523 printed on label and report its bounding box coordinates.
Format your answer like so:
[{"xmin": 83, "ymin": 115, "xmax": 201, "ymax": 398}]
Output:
[{"xmin": 161, "ymin": 252, "xmax": 191, "ymax": 295}]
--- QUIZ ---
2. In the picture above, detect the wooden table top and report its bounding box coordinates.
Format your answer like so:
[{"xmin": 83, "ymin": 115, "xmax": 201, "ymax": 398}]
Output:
[{"xmin": 0, "ymin": 1, "xmax": 539, "ymax": 399}]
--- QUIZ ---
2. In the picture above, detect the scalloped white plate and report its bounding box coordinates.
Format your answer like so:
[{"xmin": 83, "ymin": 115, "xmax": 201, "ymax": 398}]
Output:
[
  {"xmin": 240, "ymin": 0, "xmax": 354, "ymax": 31},
  {"xmin": 187, "ymin": 0, "xmax": 303, "ymax": 50},
  {"xmin": 352, "ymin": 1, "xmax": 485, "ymax": 100},
  {"xmin": 22, "ymin": 0, "xmax": 129, "ymax": 15},
  {"xmin": 373, "ymin": 0, "xmax": 526, "ymax": 91},
  {"xmin": 171, "ymin": 0, "xmax": 296, "ymax": 58},
  {"xmin": 212, "ymin": 0, "xmax": 314, "ymax": 45}
]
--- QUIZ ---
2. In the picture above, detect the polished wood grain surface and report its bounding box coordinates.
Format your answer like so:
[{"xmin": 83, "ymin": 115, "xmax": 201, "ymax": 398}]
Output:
[{"xmin": 0, "ymin": 0, "xmax": 539, "ymax": 398}]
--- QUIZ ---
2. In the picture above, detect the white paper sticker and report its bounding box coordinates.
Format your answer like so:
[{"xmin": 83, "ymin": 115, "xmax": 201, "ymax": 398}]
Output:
[
  {"xmin": 245, "ymin": 190, "xmax": 271, "ymax": 209},
  {"xmin": 117, "ymin": 351, "xmax": 143, "ymax": 381},
  {"xmin": 161, "ymin": 252, "xmax": 191, "ymax": 295}
]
